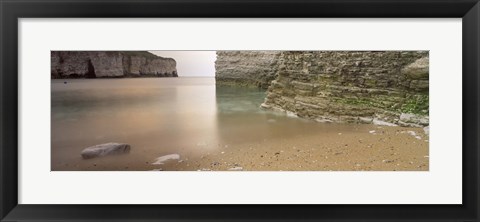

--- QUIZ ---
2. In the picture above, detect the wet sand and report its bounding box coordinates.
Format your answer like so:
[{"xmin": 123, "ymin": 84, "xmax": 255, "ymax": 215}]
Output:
[
  {"xmin": 54, "ymin": 122, "xmax": 428, "ymax": 171},
  {"xmin": 189, "ymin": 125, "xmax": 428, "ymax": 171},
  {"xmin": 51, "ymin": 78, "xmax": 428, "ymax": 171}
]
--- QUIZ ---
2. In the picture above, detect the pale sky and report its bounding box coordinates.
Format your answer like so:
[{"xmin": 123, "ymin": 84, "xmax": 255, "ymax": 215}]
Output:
[{"xmin": 150, "ymin": 51, "xmax": 216, "ymax": 77}]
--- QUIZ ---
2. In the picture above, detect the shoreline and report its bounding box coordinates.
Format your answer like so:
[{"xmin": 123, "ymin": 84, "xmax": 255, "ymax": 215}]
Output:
[
  {"xmin": 51, "ymin": 78, "xmax": 429, "ymax": 171},
  {"xmin": 52, "ymin": 124, "xmax": 428, "ymax": 171}
]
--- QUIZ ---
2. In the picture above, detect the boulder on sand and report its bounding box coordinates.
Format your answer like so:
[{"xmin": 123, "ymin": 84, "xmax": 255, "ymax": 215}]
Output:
[{"xmin": 81, "ymin": 143, "xmax": 131, "ymax": 159}]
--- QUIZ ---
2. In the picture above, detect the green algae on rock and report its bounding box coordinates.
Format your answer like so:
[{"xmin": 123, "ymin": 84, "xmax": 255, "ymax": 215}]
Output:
[{"xmin": 215, "ymin": 51, "xmax": 429, "ymax": 127}]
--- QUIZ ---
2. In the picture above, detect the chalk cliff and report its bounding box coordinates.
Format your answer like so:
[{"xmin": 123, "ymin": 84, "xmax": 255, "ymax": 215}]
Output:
[
  {"xmin": 215, "ymin": 51, "xmax": 281, "ymax": 89},
  {"xmin": 51, "ymin": 51, "xmax": 177, "ymax": 78},
  {"xmin": 215, "ymin": 51, "xmax": 429, "ymax": 127}
]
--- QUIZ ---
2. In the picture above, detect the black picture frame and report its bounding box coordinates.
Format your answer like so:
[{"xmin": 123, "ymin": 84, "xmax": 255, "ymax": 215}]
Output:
[{"xmin": 1, "ymin": 0, "xmax": 479, "ymax": 221}]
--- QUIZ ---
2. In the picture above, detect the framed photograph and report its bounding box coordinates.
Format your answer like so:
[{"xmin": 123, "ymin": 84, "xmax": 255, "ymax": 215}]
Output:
[{"xmin": 1, "ymin": 0, "xmax": 479, "ymax": 221}]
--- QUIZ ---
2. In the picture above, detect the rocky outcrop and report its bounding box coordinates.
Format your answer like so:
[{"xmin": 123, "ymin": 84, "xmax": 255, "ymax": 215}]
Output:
[
  {"xmin": 51, "ymin": 51, "xmax": 177, "ymax": 78},
  {"xmin": 215, "ymin": 51, "xmax": 429, "ymax": 127},
  {"xmin": 260, "ymin": 51, "xmax": 429, "ymax": 127},
  {"xmin": 215, "ymin": 51, "xmax": 281, "ymax": 89},
  {"xmin": 81, "ymin": 143, "xmax": 131, "ymax": 159}
]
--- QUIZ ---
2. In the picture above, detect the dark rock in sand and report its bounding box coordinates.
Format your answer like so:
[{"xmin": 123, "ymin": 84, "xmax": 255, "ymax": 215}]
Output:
[{"xmin": 81, "ymin": 143, "xmax": 131, "ymax": 159}]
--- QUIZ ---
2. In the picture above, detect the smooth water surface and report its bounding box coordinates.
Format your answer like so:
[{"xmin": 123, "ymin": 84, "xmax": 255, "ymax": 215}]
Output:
[{"xmin": 51, "ymin": 77, "xmax": 425, "ymax": 171}]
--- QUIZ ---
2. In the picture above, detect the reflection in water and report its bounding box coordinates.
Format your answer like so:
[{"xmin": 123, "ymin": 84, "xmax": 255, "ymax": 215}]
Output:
[
  {"xmin": 51, "ymin": 77, "xmax": 429, "ymax": 171},
  {"xmin": 51, "ymin": 78, "xmax": 314, "ymax": 170},
  {"xmin": 214, "ymin": 86, "xmax": 358, "ymax": 146},
  {"xmin": 52, "ymin": 78, "xmax": 220, "ymax": 170}
]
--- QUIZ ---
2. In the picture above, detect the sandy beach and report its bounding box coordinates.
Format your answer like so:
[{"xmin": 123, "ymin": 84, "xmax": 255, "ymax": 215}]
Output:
[
  {"xmin": 51, "ymin": 78, "xmax": 428, "ymax": 171},
  {"xmin": 55, "ymin": 124, "xmax": 428, "ymax": 171}
]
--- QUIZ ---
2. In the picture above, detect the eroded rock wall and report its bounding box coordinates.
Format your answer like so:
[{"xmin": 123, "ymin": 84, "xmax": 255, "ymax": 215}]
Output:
[
  {"xmin": 51, "ymin": 51, "xmax": 177, "ymax": 78},
  {"xmin": 215, "ymin": 51, "xmax": 281, "ymax": 89},
  {"xmin": 261, "ymin": 51, "xmax": 429, "ymax": 127}
]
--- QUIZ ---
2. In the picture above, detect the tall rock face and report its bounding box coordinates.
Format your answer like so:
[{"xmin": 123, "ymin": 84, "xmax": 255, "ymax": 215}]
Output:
[
  {"xmin": 261, "ymin": 51, "xmax": 429, "ymax": 127},
  {"xmin": 215, "ymin": 51, "xmax": 281, "ymax": 89},
  {"xmin": 51, "ymin": 51, "xmax": 178, "ymax": 78}
]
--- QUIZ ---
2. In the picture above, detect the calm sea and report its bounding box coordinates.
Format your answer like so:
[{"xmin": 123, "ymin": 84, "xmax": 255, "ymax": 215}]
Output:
[{"xmin": 51, "ymin": 77, "xmax": 357, "ymax": 170}]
